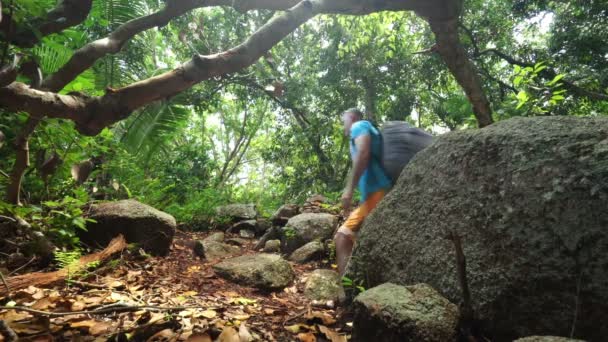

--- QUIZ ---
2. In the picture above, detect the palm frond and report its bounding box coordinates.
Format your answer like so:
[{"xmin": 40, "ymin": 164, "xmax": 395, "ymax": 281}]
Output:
[
  {"xmin": 117, "ymin": 99, "xmax": 193, "ymax": 160},
  {"xmin": 33, "ymin": 39, "xmax": 73, "ymax": 74}
]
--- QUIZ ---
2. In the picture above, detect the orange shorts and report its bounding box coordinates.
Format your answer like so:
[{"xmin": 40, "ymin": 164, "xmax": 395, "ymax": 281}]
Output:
[{"xmin": 337, "ymin": 190, "xmax": 386, "ymax": 237}]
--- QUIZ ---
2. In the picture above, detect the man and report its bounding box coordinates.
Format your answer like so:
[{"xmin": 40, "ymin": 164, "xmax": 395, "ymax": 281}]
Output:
[{"xmin": 334, "ymin": 108, "xmax": 392, "ymax": 275}]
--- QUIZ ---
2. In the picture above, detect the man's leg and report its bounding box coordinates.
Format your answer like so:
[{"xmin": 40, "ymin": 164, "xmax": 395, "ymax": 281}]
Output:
[
  {"xmin": 335, "ymin": 227, "xmax": 356, "ymax": 276},
  {"xmin": 334, "ymin": 190, "xmax": 385, "ymax": 275}
]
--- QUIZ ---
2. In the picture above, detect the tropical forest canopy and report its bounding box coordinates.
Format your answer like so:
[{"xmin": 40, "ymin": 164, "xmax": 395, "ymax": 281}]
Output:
[{"xmin": 0, "ymin": 0, "xmax": 607, "ymax": 244}]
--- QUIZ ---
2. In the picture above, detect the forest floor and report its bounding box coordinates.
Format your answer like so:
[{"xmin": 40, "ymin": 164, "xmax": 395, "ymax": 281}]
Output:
[{"xmin": 0, "ymin": 229, "xmax": 351, "ymax": 342}]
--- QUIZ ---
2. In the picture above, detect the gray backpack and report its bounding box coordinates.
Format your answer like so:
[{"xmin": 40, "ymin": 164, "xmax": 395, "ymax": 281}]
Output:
[{"xmin": 378, "ymin": 121, "xmax": 433, "ymax": 184}]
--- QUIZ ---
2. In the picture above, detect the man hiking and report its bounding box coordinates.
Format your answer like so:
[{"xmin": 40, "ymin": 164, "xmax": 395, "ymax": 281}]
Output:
[{"xmin": 334, "ymin": 108, "xmax": 392, "ymax": 275}]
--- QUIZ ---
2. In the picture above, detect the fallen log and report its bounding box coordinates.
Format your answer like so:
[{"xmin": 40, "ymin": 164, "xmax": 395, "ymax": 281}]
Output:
[{"xmin": 0, "ymin": 235, "xmax": 127, "ymax": 297}]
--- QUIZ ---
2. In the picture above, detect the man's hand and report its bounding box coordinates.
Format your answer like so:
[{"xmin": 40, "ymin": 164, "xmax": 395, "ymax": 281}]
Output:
[{"xmin": 341, "ymin": 188, "xmax": 353, "ymax": 214}]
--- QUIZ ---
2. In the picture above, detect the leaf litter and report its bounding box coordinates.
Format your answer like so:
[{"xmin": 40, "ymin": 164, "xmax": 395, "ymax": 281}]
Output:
[{"xmin": 0, "ymin": 230, "xmax": 351, "ymax": 341}]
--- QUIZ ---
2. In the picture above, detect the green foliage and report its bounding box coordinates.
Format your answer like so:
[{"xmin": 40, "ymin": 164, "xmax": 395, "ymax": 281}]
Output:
[
  {"xmin": 342, "ymin": 276, "xmax": 366, "ymax": 294},
  {"xmin": 54, "ymin": 249, "xmax": 82, "ymax": 282},
  {"xmin": 284, "ymin": 227, "xmax": 297, "ymax": 240},
  {"xmin": 0, "ymin": 190, "xmax": 94, "ymax": 249},
  {"xmin": 54, "ymin": 250, "xmax": 102, "ymax": 283},
  {"xmin": 497, "ymin": 62, "xmax": 568, "ymax": 118},
  {"xmin": 40, "ymin": 191, "xmax": 95, "ymax": 247}
]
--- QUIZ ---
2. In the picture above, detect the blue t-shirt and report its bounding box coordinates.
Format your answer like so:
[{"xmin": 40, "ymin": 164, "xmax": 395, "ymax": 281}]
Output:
[{"xmin": 350, "ymin": 120, "xmax": 392, "ymax": 201}]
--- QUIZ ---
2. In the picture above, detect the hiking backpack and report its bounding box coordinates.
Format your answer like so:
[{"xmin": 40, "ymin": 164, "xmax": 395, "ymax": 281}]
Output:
[{"xmin": 378, "ymin": 121, "xmax": 434, "ymax": 184}]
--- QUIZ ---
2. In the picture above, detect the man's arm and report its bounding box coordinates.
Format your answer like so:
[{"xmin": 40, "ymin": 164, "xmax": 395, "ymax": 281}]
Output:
[{"xmin": 342, "ymin": 134, "xmax": 371, "ymax": 211}]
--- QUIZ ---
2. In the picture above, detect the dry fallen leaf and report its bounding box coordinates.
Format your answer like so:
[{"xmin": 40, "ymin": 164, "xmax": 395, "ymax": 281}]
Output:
[
  {"xmin": 233, "ymin": 313, "xmax": 250, "ymax": 321},
  {"xmin": 186, "ymin": 333, "xmax": 212, "ymax": 342},
  {"xmin": 318, "ymin": 325, "xmax": 347, "ymax": 342},
  {"xmin": 297, "ymin": 332, "xmax": 317, "ymax": 342},
  {"xmin": 284, "ymin": 324, "xmax": 314, "ymax": 334},
  {"xmin": 200, "ymin": 309, "xmax": 217, "ymax": 319},
  {"xmin": 147, "ymin": 328, "xmax": 176, "ymax": 341},
  {"xmin": 218, "ymin": 327, "xmax": 240, "ymax": 342},
  {"xmin": 70, "ymin": 319, "xmax": 113, "ymax": 335},
  {"xmin": 239, "ymin": 323, "xmax": 253, "ymax": 342},
  {"xmin": 305, "ymin": 311, "xmax": 337, "ymax": 326}
]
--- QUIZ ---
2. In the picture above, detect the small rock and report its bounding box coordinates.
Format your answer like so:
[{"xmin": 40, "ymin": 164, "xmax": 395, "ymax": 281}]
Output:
[
  {"xmin": 255, "ymin": 219, "xmax": 271, "ymax": 235},
  {"xmin": 213, "ymin": 254, "xmax": 295, "ymax": 290},
  {"xmin": 353, "ymin": 283, "xmax": 459, "ymax": 342},
  {"xmin": 240, "ymin": 229, "xmax": 255, "ymax": 239},
  {"xmin": 215, "ymin": 204, "xmax": 257, "ymax": 220},
  {"xmin": 289, "ymin": 241, "xmax": 325, "ymax": 263},
  {"xmin": 228, "ymin": 220, "xmax": 257, "ymax": 234},
  {"xmin": 282, "ymin": 213, "xmax": 337, "ymax": 253},
  {"xmin": 226, "ymin": 238, "xmax": 249, "ymax": 246},
  {"xmin": 204, "ymin": 232, "xmax": 225, "ymax": 243},
  {"xmin": 304, "ymin": 269, "xmax": 345, "ymax": 302},
  {"xmin": 306, "ymin": 194, "xmax": 328, "ymax": 203},
  {"xmin": 254, "ymin": 227, "xmax": 281, "ymax": 250},
  {"xmin": 514, "ymin": 337, "xmax": 586, "ymax": 342},
  {"xmin": 193, "ymin": 240, "xmax": 205, "ymax": 258},
  {"xmin": 201, "ymin": 241, "xmax": 240, "ymax": 260},
  {"xmin": 263, "ymin": 239, "xmax": 281, "ymax": 253},
  {"xmin": 7, "ymin": 252, "xmax": 28, "ymax": 270},
  {"xmin": 270, "ymin": 204, "xmax": 299, "ymax": 225}
]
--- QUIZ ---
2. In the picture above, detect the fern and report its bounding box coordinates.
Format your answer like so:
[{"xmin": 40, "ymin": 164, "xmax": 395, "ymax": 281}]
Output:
[{"xmin": 54, "ymin": 249, "xmax": 82, "ymax": 283}]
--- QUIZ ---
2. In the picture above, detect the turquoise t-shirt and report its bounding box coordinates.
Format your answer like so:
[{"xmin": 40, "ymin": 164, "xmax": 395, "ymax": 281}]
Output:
[{"xmin": 350, "ymin": 120, "xmax": 392, "ymax": 201}]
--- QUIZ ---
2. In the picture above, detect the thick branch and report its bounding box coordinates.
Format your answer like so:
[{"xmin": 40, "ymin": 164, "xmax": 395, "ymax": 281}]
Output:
[
  {"xmin": 1, "ymin": 1, "xmax": 321, "ymax": 135},
  {"xmin": 1, "ymin": 0, "xmax": 465, "ymax": 135},
  {"xmin": 429, "ymin": 18, "xmax": 493, "ymax": 127},
  {"xmin": 476, "ymin": 49, "xmax": 608, "ymax": 101},
  {"xmin": 42, "ymin": 0, "xmax": 460, "ymax": 92},
  {"xmin": 2, "ymin": 0, "xmax": 93, "ymax": 48},
  {"xmin": 42, "ymin": 0, "xmax": 206, "ymax": 92}
]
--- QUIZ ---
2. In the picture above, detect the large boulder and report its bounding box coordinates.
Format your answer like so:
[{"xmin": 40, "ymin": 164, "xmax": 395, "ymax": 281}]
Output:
[
  {"xmin": 83, "ymin": 200, "xmax": 175, "ymax": 255},
  {"xmin": 213, "ymin": 254, "xmax": 295, "ymax": 290},
  {"xmin": 215, "ymin": 204, "xmax": 257, "ymax": 220},
  {"xmin": 353, "ymin": 283, "xmax": 459, "ymax": 342},
  {"xmin": 347, "ymin": 117, "xmax": 608, "ymax": 341},
  {"xmin": 282, "ymin": 213, "xmax": 337, "ymax": 253}
]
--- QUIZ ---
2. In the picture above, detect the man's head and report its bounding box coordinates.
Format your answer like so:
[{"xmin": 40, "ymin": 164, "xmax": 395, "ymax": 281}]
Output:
[{"xmin": 341, "ymin": 108, "xmax": 364, "ymax": 136}]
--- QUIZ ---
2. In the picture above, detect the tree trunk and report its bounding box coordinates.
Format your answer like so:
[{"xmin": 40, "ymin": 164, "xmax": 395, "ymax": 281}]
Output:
[
  {"xmin": 428, "ymin": 18, "xmax": 493, "ymax": 128},
  {"xmin": 363, "ymin": 76, "xmax": 377, "ymax": 122},
  {"xmin": 6, "ymin": 117, "xmax": 41, "ymax": 205}
]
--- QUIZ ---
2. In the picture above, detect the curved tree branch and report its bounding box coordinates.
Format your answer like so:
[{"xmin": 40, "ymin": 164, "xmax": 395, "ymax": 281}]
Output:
[
  {"xmin": 42, "ymin": 0, "xmax": 208, "ymax": 92},
  {"xmin": 1, "ymin": 0, "xmax": 93, "ymax": 48},
  {"xmin": 1, "ymin": 0, "xmax": 475, "ymax": 133},
  {"xmin": 2, "ymin": 1, "xmax": 324, "ymax": 135},
  {"xmin": 41, "ymin": 0, "xmax": 455, "ymax": 92}
]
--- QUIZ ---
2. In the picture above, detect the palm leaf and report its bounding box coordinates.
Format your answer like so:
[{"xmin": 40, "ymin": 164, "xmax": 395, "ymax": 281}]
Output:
[
  {"xmin": 33, "ymin": 38, "xmax": 73, "ymax": 74},
  {"xmin": 117, "ymin": 97, "xmax": 193, "ymax": 160}
]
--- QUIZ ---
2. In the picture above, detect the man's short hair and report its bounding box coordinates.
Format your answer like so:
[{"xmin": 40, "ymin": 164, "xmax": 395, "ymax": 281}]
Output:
[{"xmin": 343, "ymin": 108, "xmax": 364, "ymax": 119}]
